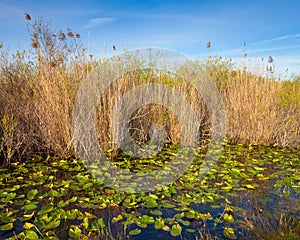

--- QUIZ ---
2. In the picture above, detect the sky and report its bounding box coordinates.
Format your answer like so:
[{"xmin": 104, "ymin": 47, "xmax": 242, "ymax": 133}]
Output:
[{"xmin": 1, "ymin": 0, "xmax": 300, "ymax": 78}]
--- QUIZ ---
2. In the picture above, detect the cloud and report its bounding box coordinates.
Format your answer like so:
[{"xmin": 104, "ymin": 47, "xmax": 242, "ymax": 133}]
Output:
[
  {"xmin": 206, "ymin": 33, "xmax": 300, "ymax": 57},
  {"xmin": 210, "ymin": 44, "xmax": 300, "ymax": 58},
  {"xmin": 249, "ymin": 33, "xmax": 300, "ymax": 46},
  {"xmin": 0, "ymin": 2, "xmax": 24, "ymax": 20},
  {"xmin": 247, "ymin": 45, "xmax": 300, "ymax": 54},
  {"xmin": 291, "ymin": 62, "xmax": 300, "ymax": 67},
  {"xmin": 84, "ymin": 17, "xmax": 114, "ymax": 29}
]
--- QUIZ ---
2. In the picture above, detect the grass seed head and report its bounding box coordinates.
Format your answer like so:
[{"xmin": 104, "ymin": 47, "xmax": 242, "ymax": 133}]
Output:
[
  {"xmin": 67, "ymin": 31, "xmax": 74, "ymax": 37},
  {"xmin": 31, "ymin": 40, "xmax": 39, "ymax": 48},
  {"xmin": 25, "ymin": 13, "xmax": 31, "ymax": 20},
  {"xmin": 58, "ymin": 32, "xmax": 66, "ymax": 41}
]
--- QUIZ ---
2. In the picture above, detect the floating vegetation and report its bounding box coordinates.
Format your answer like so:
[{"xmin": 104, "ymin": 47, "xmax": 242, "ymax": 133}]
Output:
[{"xmin": 0, "ymin": 143, "xmax": 299, "ymax": 239}]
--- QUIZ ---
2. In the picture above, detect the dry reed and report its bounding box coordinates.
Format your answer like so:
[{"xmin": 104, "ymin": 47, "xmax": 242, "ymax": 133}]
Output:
[{"xmin": 0, "ymin": 16, "xmax": 299, "ymax": 166}]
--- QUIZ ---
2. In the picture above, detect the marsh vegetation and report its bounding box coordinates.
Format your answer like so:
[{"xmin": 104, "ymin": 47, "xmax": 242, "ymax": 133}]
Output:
[{"xmin": 0, "ymin": 16, "xmax": 299, "ymax": 239}]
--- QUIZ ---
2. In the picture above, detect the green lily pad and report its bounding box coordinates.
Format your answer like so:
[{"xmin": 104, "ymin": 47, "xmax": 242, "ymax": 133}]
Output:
[
  {"xmin": 150, "ymin": 209, "xmax": 163, "ymax": 216},
  {"xmin": 38, "ymin": 203, "xmax": 54, "ymax": 216},
  {"xmin": 239, "ymin": 172, "xmax": 251, "ymax": 180},
  {"xmin": 129, "ymin": 228, "xmax": 141, "ymax": 235},
  {"xmin": 14, "ymin": 199, "xmax": 25, "ymax": 206},
  {"xmin": 83, "ymin": 217, "xmax": 89, "ymax": 229},
  {"xmin": 143, "ymin": 195, "xmax": 159, "ymax": 208},
  {"xmin": 44, "ymin": 219, "xmax": 61, "ymax": 230},
  {"xmin": 179, "ymin": 219, "xmax": 190, "ymax": 226},
  {"xmin": 170, "ymin": 223, "xmax": 182, "ymax": 237},
  {"xmin": 92, "ymin": 218, "xmax": 105, "ymax": 230},
  {"xmin": 57, "ymin": 200, "xmax": 70, "ymax": 208},
  {"xmin": 0, "ymin": 222, "xmax": 13, "ymax": 230},
  {"xmin": 21, "ymin": 211, "xmax": 35, "ymax": 221},
  {"xmin": 82, "ymin": 182, "xmax": 93, "ymax": 190},
  {"xmin": 48, "ymin": 189, "xmax": 60, "ymax": 197},
  {"xmin": 161, "ymin": 202, "xmax": 176, "ymax": 208},
  {"xmin": 69, "ymin": 196, "xmax": 78, "ymax": 203},
  {"xmin": 4, "ymin": 192, "xmax": 16, "ymax": 202},
  {"xmin": 66, "ymin": 209, "xmax": 78, "ymax": 220},
  {"xmin": 136, "ymin": 222, "xmax": 147, "ymax": 228},
  {"xmin": 21, "ymin": 203, "xmax": 38, "ymax": 211},
  {"xmin": 24, "ymin": 230, "xmax": 39, "ymax": 240},
  {"xmin": 27, "ymin": 189, "xmax": 39, "ymax": 200},
  {"xmin": 0, "ymin": 216, "xmax": 16, "ymax": 223},
  {"xmin": 154, "ymin": 218, "xmax": 165, "ymax": 229},
  {"xmin": 224, "ymin": 213, "xmax": 235, "ymax": 223},
  {"xmin": 69, "ymin": 226, "xmax": 82, "ymax": 238},
  {"xmin": 140, "ymin": 215, "xmax": 154, "ymax": 224},
  {"xmin": 186, "ymin": 228, "xmax": 196, "ymax": 233}
]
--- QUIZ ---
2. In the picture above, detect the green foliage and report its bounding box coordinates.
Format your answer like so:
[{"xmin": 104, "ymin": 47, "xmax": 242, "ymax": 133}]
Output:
[
  {"xmin": 68, "ymin": 226, "xmax": 82, "ymax": 238},
  {"xmin": 170, "ymin": 223, "xmax": 182, "ymax": 237},
  {"xmin": 278, "ymin": 78, "xmax": 300, "ymax": 107},
  {"xmin": 0, "ymin": 114, "xmax": 21, "ymax": 166},
  {"xmin": 128, "ymin": 228, "xmax": 141, "ymax": 235},
  {"xmin": 0, "ymin": 144, "xmax": 298, "ymax": 239}
]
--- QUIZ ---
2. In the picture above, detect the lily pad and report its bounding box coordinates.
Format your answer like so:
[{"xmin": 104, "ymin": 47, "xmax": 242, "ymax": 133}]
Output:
[
  {"xmin": 224, "ymin": 213, "xmax": 235, "ymax": 223},
  {"xmin": 0, "ymin": 216, "xmax": 16, "ymax": 223},
  {"xmin": 44, "ymin": 219, "xmax": 61, "ymax": 230},
  {"xmin": 21, "ymin": 203, "xmax": 38, "ymax": 211},
  {"xmin": 224, "ymin": 227, "xmax": 237, "ymax": 239},
  {"xmin": 27, "ymin": 189, "xmax": 39, "ymax": 200},
  {"xmin": 244, "ymin": 184, "xmax": 256, "ymax": 190},
  {"xmin": 154, "ymin": 218, "xmax": 165, "ymax": 229},
  {"xmin": 129, "ymin": 228, "xmax": 141, "ymax": 235},
  {"xmin": 112, "ymin": 215, "xmax": 123, "ymax": 223},
  {"xmin": 170, "ymin": 223, "xmax": 182, "ymax": 237},
  {"xmin": 68, "ymin": 226, "xmax": 82, "ymax": 238},
  {"xmin": 24, "ymin": 230, "xmax": 39, "ymax": 240},
  {"xmin": 38, "ymin": 203, "xmax": 54, "ymax": 216},
  {"xmin": 150, "ymin": 209, "xmax": 163, "ymax": 216},
  {"xmin": 0, "ymin": 222, "xmax": 13, "ymax": 230},
  {"xmin": 161, "ymin": 202, "xmax": 176, "ymax": 208}
]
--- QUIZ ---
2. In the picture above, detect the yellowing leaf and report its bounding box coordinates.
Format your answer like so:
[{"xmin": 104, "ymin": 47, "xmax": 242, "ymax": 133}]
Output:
[
  {"xmin": 224, "ymin": 227, "xmax": 237, "ymax": 239},
  {"xmin": 244, "ymin": 184, "xmax": 255, "ymax": 190},
  {"xmin": 224, "ymin": 213, "xmax": 235, "ymax": 223},
  {"xmin": 112, "ymin": 215, "xmax": 123, "ymax": 223},
  {"xmin": 162, "ymin": 225, "xmax": 170, "ymax": 231},
  {"xmin": 23, "ymin": 222, "xmax": 35, "ymax": 229}
]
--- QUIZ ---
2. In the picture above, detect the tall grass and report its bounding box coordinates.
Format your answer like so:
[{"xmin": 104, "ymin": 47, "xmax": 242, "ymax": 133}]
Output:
[
  {"xmin": 0, "ymin": 16, "xmax": 299, "ymax": 166},
  {"xmin": 93, "ymin": 67, "xmax": 210, "ymax": 157},
  {"xmin": 202, "ymin": 57, "xmax": 300, "ymax": 147}
]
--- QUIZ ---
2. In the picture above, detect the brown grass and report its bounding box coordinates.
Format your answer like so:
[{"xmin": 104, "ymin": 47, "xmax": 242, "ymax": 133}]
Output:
[{"xmin": 0, "ymin": 17, "xmax": 299, "ymax": 166}]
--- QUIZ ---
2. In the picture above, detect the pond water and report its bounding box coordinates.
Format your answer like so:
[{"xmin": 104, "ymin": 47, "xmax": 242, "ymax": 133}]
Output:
[{"xmin": 0, "ymin": 143, "xmax": 299, "ymax": 239}]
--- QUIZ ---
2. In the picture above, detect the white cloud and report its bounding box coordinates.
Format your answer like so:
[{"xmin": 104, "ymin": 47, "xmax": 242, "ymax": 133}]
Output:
[
  {"xmin": 249, "ymin": 33, "xmax": 300, "ymax": 46},
  {"xmin": 210, "ymin": 45, "xmax": 300, "ymax": 58},
  {"xmin": 84, "ymin": 17, "xmax": 114, "ymax": 29}
]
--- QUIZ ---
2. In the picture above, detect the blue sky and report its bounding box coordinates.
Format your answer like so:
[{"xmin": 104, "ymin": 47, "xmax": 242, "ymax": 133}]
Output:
[{"xmin": 1, "ymin": 0, "xmax": 300, "ymax": 78}]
